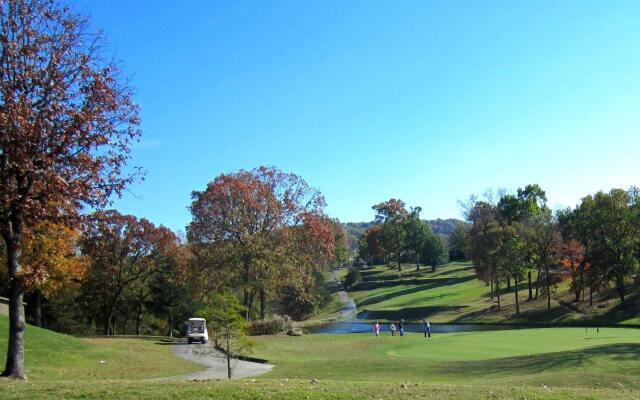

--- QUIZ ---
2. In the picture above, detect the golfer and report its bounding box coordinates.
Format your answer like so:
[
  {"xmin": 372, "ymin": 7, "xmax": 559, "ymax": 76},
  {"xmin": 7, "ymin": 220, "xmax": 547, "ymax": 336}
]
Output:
[{"xmin": 423, "ymin": 319, "xmax": 431, "ymax": 338}]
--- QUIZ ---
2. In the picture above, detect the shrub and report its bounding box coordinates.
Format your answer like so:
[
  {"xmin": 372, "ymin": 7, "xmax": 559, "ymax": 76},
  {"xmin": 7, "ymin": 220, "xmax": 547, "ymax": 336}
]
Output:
[
  {"xmin": 344, "ymin": 268, "xmax": 361, "ymax": 288},
  {"xmin": 248, "ymin": 314, "xmax": 294, "ymax": 336}
]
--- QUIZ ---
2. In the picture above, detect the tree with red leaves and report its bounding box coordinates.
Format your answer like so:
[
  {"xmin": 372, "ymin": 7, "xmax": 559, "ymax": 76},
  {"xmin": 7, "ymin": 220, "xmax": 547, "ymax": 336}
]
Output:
[
  {"xmin": 80, "ymin": 210, "xmax": 178, "ymax": 336},
  {"xmin": 358, "ymin": 225, "xmax": 386, "ymax": 264},
  {"xmin": 188, "ymin": 166, "xmax": 335, "ymax": 320},
  {"xmin": 0, "ymin": 0, "xmax": 140, "ymax": 378}
]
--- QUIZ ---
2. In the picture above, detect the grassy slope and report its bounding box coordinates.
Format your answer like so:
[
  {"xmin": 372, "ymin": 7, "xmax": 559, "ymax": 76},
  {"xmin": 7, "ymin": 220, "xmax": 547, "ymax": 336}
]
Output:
[
  {"xmin": 0, "ymin": 314, "xmax": 203, "ymax": 382},
  {"xmin": 342, "ymin": 261, "xmax": 640, "ymax": 325}
]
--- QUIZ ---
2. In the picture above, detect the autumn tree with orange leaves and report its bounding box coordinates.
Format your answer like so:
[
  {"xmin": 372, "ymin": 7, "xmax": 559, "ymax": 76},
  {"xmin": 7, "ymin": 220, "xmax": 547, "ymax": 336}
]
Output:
[
  {"xmin": 0, "ymin": 0, "xmax": 140, "ymax": 378},
  {"xmin": 20, "ymin": 222, "xmax": 87, "ymax": 327},
  {"xmin": 188, "ymin": 166, "xmax": 336, "ymax": 320}
]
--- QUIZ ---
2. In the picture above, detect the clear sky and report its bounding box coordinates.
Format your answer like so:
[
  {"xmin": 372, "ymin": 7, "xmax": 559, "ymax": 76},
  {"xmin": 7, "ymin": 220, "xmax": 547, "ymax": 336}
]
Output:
[{"xmin": 73, "ymin": 1, "xmax": 640, "ymax": 232}]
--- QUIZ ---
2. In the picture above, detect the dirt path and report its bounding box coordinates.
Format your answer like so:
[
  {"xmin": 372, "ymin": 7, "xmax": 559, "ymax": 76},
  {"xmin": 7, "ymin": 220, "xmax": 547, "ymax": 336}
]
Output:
[{"xmin": 161, "ymin": 342, "xmax": 273, "ymax": 380}]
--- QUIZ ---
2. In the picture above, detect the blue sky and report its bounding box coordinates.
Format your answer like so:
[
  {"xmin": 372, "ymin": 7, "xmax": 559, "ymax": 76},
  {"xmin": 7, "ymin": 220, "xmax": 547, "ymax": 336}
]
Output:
[{"xmin": 74, "ymin": 1, "xmax": 640, "ymax": 232}]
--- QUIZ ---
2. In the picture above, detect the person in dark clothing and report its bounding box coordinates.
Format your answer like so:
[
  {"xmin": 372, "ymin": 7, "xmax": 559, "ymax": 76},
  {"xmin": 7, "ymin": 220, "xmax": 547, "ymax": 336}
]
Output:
[{"xmin": 399, "ymin": 319, "xmax": 405, "ymax": 336}]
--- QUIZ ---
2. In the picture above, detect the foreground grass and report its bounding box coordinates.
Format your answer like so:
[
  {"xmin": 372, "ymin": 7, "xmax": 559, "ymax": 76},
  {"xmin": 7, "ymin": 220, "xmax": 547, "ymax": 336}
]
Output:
[
  {"xmin": 344, "ymin": 261, "xmax": 640, "ymax": 325},
  {"xmin": 1, "ymin": 315, "xmax": 640, "ymax": 399},
  {"xmin": 2, "ymin": 379, "xmax": 638, "ymax": 400},
  {"xmin": 251, "ymin": 328, "xmax": 640, "ymax": 387}
]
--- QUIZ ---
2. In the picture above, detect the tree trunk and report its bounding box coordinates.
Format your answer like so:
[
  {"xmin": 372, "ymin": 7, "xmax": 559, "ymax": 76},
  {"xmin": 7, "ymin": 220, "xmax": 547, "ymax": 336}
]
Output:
[
  {"xmin": 496, "ymin": 277, "xmax": 501, "ymax": 311},
  {"xmin": 527, "ymin": 271, "xmax": 532, "ymax": 301},
  {"xmin": 431, "ymin": 263, "xmax": 436, "ymax": 273},
  {"xmin": 168, "ymin": 315, "xmax": 173, "ymax": 338},
  {"xmin": 490, "ymin": 278, "xmax": 494, "ymax": 300},
  {"xmin": 243, "ymin": 289, "xmax": 250, "ymax": 320},
  {"xmin": 507, "ymin": 276, "xmax": 511, "ymax": 291},
  {"xmin": 136, "ymin": 302, "xmax": 142, "ymax": 335},
  {"xmin": 578, "ymin": 262, "xmax": 585, "ymax": 302},
  {"xmin": 225, "ymin": 323, "xmax": 232, "ymax": 379},
  {"xmin": 2, "ymin": 231, "xmax": 27, "ymax": 379},
  {"xmin": 616, "ymin": 273, "xmax": 625, "ymax": 303},
  {"xmin": 545, "ymin": 266, "xmax": 551, "ymax": 311},
  {"xmin": 589, "ymin": 284, "xmax": 593, "ymax": 306},
  {"xmin": 259, "ymin": 289, "xmax": 266, "ymax": 320},
  {"xmin": 33, "ymin": 290, "xmax": 42, "ymax": 327},
  {"xmin": 397, "ymin": 249, "xmax": 401, "ymax": 272},
  {"xmin": 514, "ymin": 276, "xmax": 520, "ymax": 319},
  {"xmin": 534, "ymin": 264, "xmax": 542, "ymax": 299},
  {"xmin": 415, "ymin": 251, "xmax": 420, "ymax": 271},
  {"xmin": 105, "ymin": 308, "xmax": 115, "ymax": 336},
  {"xmin": 245, "ymin": 292, "xmax": 255, "ymax": 321}
]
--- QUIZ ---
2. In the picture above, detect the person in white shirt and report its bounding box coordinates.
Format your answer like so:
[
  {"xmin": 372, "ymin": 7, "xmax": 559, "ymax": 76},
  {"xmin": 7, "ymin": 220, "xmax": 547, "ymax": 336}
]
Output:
[{"xmin": 423, "ymin": 319, "xmax": 431, "ymax": 338}]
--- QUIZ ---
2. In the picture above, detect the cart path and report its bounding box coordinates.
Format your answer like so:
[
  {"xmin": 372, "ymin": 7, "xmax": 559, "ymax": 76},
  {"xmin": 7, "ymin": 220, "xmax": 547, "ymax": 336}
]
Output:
[
  {"xmin": 157, "ymin": 342, "xmax": 273, "ymax": 381},
  {"xmin": 333, "ymin": 269, "xmax": 358, "ymax": 321}
]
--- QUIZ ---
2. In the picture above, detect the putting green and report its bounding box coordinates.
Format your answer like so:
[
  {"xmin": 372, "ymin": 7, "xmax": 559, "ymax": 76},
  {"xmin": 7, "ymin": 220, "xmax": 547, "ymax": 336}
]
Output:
[{"xmin": 251, "ymin": 327, "xmax": 640, "ymax": 387}]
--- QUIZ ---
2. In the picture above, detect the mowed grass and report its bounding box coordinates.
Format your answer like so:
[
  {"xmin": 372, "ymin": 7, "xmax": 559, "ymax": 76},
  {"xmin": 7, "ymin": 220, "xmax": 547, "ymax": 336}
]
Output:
[
  {"xmin": 0, "ymin": 315, "xmax": 203, "ymax": 381},
  {"xmin": 1, "ymin": 315, "xmax": 640, "ymax": 399},
  {"xmin": 345, "ymin": 261, "xmax": 640, "ymax": 324},
  {"xmin": 251, "ymin": 327, "xmax": 640, "ymax": 389}
]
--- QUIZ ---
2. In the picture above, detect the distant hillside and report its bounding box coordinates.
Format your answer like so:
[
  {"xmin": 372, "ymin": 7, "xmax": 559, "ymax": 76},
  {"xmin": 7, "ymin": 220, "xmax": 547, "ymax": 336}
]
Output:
[{"xmin": 344, "ymin": 218, "xmax": 468, "ymax": 254}]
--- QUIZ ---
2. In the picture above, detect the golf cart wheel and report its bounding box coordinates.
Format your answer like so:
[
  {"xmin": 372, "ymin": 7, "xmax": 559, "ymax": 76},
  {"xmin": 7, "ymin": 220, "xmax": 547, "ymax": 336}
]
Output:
[
  {"xmin": 200, "ymin": 337, "xmax": 206, "ymax": 344},
  {"xmin": 188, "ymin": 338, "xmax": 193, "ymax": 344}
]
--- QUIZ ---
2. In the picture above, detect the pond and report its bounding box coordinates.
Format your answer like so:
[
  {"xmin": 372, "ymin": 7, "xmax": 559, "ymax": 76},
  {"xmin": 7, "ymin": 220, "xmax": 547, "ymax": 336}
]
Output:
[{"xmin": 308, "ymin": 322, "xmax": 528, "ymax": 334}]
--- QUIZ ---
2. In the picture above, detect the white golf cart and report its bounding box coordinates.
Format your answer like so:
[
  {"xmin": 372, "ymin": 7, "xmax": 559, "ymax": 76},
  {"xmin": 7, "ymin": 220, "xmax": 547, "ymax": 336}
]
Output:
[{"xmin": 187, "ymin": 317, "xmax": 209, "ymax": 344}]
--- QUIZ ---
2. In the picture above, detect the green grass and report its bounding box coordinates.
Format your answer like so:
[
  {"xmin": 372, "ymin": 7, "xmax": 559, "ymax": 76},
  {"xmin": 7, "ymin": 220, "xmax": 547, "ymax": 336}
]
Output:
[
  {"xmin": 344, "ymin": 261, "xmax": 640, "ymax": 325},
  {"xmin": 1, "ymin": 315, "xmax": 640, "ymax": 399},
  {"xmin": 0, "ymin": 315, "xmax": 203, "ymax": 381},
  {"xmin": 251, "ymin": 327, "xmax": 640, "ymax": 387}
]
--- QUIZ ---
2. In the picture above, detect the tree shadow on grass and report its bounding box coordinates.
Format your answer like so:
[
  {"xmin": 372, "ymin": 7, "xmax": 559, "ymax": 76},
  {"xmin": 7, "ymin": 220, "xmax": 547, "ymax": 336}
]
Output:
[
  {"xmin": 357, "ymin": 305, "xmax": 466, "ymax": 321},
  {"xmin": 444, "ymin": 343, "xmax": 640, "ymax": 377},
  {"xmin": 354, "ymin": 274, "xmax": 476, "ymax": 292}
]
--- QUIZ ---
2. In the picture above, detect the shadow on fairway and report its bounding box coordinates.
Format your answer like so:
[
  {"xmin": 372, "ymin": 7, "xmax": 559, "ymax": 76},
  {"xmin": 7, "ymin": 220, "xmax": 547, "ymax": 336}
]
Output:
[
  {"xmin": 354, "ymin": 275, "xmax": 476, "ymax": 306},
  {"xmin": 445, "ymin": 343, "xmax": 640, "ymax": 376},
  {"xmin": 357, "ymin": 305, "xmax": 466, "ymax": 321}
]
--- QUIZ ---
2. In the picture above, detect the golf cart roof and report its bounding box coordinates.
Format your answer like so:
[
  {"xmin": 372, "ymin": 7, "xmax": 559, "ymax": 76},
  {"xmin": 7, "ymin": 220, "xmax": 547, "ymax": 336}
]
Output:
[{"xmin": 188, "ymin": 318, "xmax": 206, "ymax": 322}]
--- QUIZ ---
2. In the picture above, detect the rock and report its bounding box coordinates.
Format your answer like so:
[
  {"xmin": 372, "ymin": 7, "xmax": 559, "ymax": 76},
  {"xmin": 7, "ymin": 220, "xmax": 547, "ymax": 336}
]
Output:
[{"xmin": 310, "ymin": 378, "xmax": 320, "ymax": 384}]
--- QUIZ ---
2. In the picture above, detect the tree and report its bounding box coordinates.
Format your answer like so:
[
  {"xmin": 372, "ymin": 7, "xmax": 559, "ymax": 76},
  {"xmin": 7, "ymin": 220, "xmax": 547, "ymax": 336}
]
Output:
[
  {"xmin": 358, "ymin": 225, "xmax": 385, "ymax": 264},
  {"xmin": 422, "ymin": 233, "xmax": 448, "ymax": 272},
  {"xmin": 523, "ymin": 209, "xmax": 561, "ymax": 310},
  {"xmin": 19, "ymin": 222, "xmax": 87, "ymax": 327},
  {"xmin": 188, "ymin": 166, "xmax": 334, "ymax": 320},
  {"xmin": 0, "ymin": 0, "xmax": 140, "ymax": 378},
  {"xmin": 147, "ymin": 244, "xmax": 192, "ymax": 337},
  {"xmin": 465, "ymin": 200, "xmax": 498, "ymax": 299},
  {"xmin": 198, "ymin": 292, "xmax": 251, "ymax": 379},
  {"xmin": 574, "ymin": 189, "xmax": 639, "ymax": 303},
  {"xmin": 448, "ymin": 223, "xmax": 469, "ymax": 260},
  {"xmin": 372, "ymin": 199, "xmax": 408, "ymax": 271},
  {"xmin": 344, "ymin": 267, "xmax": 362, "ymax": 288},
  {"xmin": 332, "ymin": 221, "xmax": 349, "ymax": 267},
  {"xmin": 490, "ymin": 224, "xmax": 528, "ymax": 318},
  {"xmin": 81, "ymin": 211, "xmax": 174, "ymax": 335},
  {"xmin": 404, "ymin": 207, "xmax": 430, "ymax": 270},
  {"xmin": 497, "ymin": 184, "xmax": 548, "ymax": 301}
]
